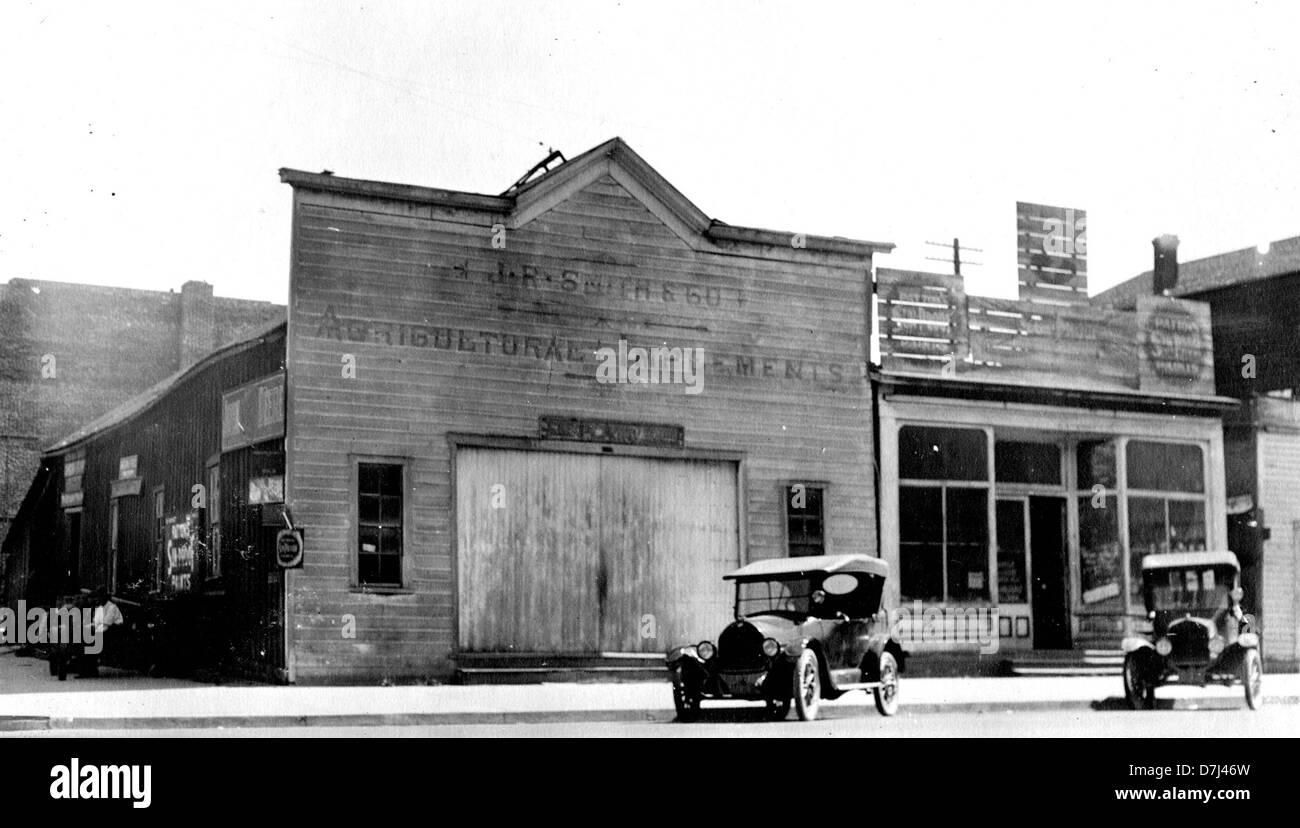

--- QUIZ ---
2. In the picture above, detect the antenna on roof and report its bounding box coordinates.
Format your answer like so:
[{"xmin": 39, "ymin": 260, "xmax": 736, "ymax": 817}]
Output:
[
  {"xmin": 924, "ymin": 238, "xmax": 982, "ymax": 277},
  {"xmin": 501, "ymin": 147, "xmax": 567, "ymax": 195}
]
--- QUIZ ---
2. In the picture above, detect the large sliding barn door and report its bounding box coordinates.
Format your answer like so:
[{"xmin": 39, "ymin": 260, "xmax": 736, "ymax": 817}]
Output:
[{"xmin": 456, "ymin": 449, "xmax": 738, "ymax": 654}]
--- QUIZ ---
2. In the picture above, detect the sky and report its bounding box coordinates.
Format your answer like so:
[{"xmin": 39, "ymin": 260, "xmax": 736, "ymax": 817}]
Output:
[{"xmin": 2, "ymin": 0, "xmax": 1297, "ymax": 304}]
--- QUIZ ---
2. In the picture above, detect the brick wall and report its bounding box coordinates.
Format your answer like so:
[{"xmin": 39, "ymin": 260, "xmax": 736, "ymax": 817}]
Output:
[{"xmin": 0, "ymin": 278, "xmax": 284, "ymax": 539}]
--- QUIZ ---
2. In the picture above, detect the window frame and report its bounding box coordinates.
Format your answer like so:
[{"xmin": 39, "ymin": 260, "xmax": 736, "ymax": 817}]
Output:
[
  {"xmin": 781, "ymin": 480, "xmax": 828, "ymax": 557},
  {"xmin": 349, "ymin": 455, "xmax": 411, "ymax": 591},
  {"xmin": 1122, "ymin": 440, "xmax": 1210, "ymax": 610},
  {"xmin": 206, "ymin": 458, "xmax": 222, "ymax": 581},
  {"xmin": 152, "ymin": 485, "xmax": 166, "ymax": 591},
  {"xmin": 108, "ymin": 498, "xmax": 120, "ymax": 594}
]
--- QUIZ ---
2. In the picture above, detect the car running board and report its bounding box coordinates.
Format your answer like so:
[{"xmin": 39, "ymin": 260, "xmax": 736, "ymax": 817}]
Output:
[{"xmin": 832, "ymin": 681, "xmax": 881, "ymax": 691}]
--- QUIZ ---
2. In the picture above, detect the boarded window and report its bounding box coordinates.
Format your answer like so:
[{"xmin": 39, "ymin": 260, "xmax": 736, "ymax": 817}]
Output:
[
  {"xmin": 786, "ymin": 484, "xmax": 824, "ymax": 557},
  {"xmin": 358, "ymin": 462, "xmax": 403, "ymax": 586}
]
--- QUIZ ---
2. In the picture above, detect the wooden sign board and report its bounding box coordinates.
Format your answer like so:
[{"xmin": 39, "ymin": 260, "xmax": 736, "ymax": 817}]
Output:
[
  {"xmin": 876, "ymin": 268, "xmax": 965, "ymax": 373},
  {"xmin": 877, "ymin": 268, "xmax": 1217, "ymax": 395},
  {"xmin": 967, "ymin": 296, "xmax": 1139, "ymax": 387},
  {"xmin": 1136, "ymin": 296, "xmax": 1214, "ymax": 395},
  {"xmin": 1016, "ymin": 201, "xmax": 1088, "ymax": 306},
  {"xmin": 222, "ymin": 372, "xmax": 286, "ymax": 453},
  {"xmin": 539, "ymin": 416, "xmax": 684, "ymax": 447}
]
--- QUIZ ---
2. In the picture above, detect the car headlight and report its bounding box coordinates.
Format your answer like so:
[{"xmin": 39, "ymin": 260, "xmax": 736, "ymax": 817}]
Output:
[
  {"xmin": 1208, "ymin": 636, "xmax": 1225, "ymax": 657},
  {"xmin": 762, "ymin": 638, "xmax": 781, "ymax": 658},
  {"xmin": 1155, "ymin": 637, "xmax": 1172, "ymax": 656},
  {"xmin": 697, "ymin": 641, "xmax": 716, "ymax": 661}
]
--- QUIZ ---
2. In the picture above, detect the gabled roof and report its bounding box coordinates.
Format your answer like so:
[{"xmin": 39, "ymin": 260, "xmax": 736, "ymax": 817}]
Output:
[
  {"xmin": 280, "ymin": 137, "xmax": 893, "ymax": 259},
  {"xmin": 725, "ymin": 554, "xmax": 889, "ymax": 580},
  {"xmin": 45, "ymin": 318, "xmax": 286, "ymax": 455},
  {"xmin": 1094, "ymin": 235, "xmax": 1300, "ymax": 306}
]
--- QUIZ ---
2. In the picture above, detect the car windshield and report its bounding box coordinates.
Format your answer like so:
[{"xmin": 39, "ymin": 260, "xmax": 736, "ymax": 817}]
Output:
[
  {"xmin": 1147, "ymin": 567, "xmax": 1231, "ymax": 613},
  {"xmin": 736, "ymin": 577, "xmax": 813, "ymax": 617}
]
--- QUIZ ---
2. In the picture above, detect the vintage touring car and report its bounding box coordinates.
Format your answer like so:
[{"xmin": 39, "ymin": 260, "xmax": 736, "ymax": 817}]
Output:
[
  {"xmin": 1122, "ymin": 550, "xmax": 1263, "ymax": 710},
  {"xmin": 666, "ymin": 554, "xmax": 905, "ymax": 722}
]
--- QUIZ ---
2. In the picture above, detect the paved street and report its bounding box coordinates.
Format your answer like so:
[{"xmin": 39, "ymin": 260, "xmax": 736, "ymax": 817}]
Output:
[
  {"xmin": 4, "ymin": 647, "xmax": 1300, "ymax": 737},
  {"xmin": 9, "ymin": 705, "xmax": 1300, "ymax": 738}
]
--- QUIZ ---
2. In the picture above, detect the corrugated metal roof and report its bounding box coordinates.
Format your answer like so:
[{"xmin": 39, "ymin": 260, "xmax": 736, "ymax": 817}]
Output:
[{"xmin": 45, "ymin": 317, "xmax": 286, "ymax": 455}]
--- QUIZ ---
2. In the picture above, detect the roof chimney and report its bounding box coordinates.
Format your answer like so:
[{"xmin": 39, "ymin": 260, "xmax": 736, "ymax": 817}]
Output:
[
  {"xmin": 1152, "ymin": 235, "xmax": 1179, "ymax": 295},
  {"xmin": 179, "ymin": 280, "xmax": 215, "ymax": 369}
]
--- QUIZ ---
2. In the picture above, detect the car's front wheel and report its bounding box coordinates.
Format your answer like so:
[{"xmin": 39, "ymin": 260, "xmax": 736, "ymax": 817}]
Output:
[
  {"xmin": 1123, "ymin": 651, "xmax": 1155, "ymax": 710},
  {"xmin": 874, "ymin": 652, "xmax": 900, "ymax": 717},
  {"xmin": 792, "ymin": 649, "xmax": 821, "ymax": 721},
  {"xmin": 1242, "ymin": 648, "xmax": 1263, "ymax": 710}
]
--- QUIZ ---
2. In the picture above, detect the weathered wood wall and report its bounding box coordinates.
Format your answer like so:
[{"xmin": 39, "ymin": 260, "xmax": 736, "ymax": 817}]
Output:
[
  {"xmin": 284, "ymin": 167, "xmax": 880, "ymax": 682},
  {"xmin": 877, "ymin": 268, "xmax": 1216, "ymax": 395}
]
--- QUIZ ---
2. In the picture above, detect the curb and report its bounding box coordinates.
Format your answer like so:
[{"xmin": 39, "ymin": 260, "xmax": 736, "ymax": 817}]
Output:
[{"xmin": 3, "ymin": 695, "xmax": 1296, "ymax": 731}]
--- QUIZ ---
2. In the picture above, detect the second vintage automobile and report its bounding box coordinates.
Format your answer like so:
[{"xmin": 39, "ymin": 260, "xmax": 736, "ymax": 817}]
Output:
[
  {"xmin": 1122, "ymin": 550, "xmax": 1263, "ymax": 710},
  {"xmin": 666, "ymin": 554, "xmax": 905, "ymax": 722}
]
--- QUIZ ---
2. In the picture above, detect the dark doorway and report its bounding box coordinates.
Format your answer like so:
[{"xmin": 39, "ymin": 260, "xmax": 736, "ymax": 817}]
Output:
[
  {"xmin": 1030, "ymin": 496, "xmax": 1070, "ymax": 649},
  {"xmin": 64, "ymin": 511, "xmax": 81, "ymax": 594}
]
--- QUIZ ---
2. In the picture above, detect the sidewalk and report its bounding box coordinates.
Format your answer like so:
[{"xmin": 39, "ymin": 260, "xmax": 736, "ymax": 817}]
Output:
[{"xmin": 2, "ymin": 649, "xmax": 1298, "ymax": 731}]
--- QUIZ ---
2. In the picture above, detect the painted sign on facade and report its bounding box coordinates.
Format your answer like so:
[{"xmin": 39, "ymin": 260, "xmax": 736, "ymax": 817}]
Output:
[
  {"xmin": 876, "ymin": 268, "xmax": 1216, "ymax": 396},
  {"xmin": 166, "ymin": 512, "xmax": 198, "ymax": 592},
  {"xmin": 222, "ymin": 372, "xmax": 286, "ymax": 453}
]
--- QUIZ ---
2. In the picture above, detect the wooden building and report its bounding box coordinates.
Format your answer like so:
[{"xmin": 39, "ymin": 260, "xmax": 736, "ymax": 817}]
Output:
[
  {"xmin": 2, "ymin": 320, "xmax": 289, "ymax": 679},
  {"xmin": 1097, "ymin": 235, "xmax": 1300, "ymax": 669},
  {"xmin": 278, "ymin": 138, "xmax": 891, "ymax": 683},
  {"xmin": 875, "ymin": 230, "xmax": 1236, "ymax": 663},
  {"xmin": 0, "ymin": 278, "xmax": 283, "ymax": 562}
]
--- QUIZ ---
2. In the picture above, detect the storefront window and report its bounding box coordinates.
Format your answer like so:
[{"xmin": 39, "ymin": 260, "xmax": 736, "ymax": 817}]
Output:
[
  {"xmin": 995, "ymin": 500, "xmax": 1028, "ymax": 604},
  {"xmin": 900, "ymin": 487, "xmax": 942, "ymax": 601},
  {"xmin": 1125, "ymin": 441, "xmax": 1208, "ymax": 606},
  {"xmin": 899, "ymin": 426, "xmax": 986, "ymax": 481},
  {"xmin": 1078, "ymin": 493, "xmax": 1122, "ymax": 609},
  {"xmin": 899, "ymin": 486, "xmax": 990, "ymax": 603},
  {"xmin": 995, "ymin": 441, "xmax": 1061, "ymax": 486},
  {"xmin": 1076, "ymin": 440, "xmax": 1117, "ymax": 490},
  {"xmin": 1126, "ymin": 441, "xmax": 1204, "ymax": 493}
]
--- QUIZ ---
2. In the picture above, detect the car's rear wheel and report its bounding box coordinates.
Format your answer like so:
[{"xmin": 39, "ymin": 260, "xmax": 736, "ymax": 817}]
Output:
[
  {"xmin": 672, "ymin": 671, "xmax": 700, "ymax": 723},
  {"xmin": 874, "ymin": 652, "xmax": 900, "ymax": 717},
  {"xmin": 792, "ymin": 649, "xmax": 821, "ymax": 721},
  {"xmin": 1123, "ymin": 651, "xmax": 1155, "ymax": 710},
  {"xmin": 1242, "ymin": 648, "xmax": 1263, "ymax": 710}
]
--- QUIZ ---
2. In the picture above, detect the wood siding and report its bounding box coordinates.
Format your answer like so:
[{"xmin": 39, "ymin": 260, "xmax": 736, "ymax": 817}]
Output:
[
  {"xmin": 1257, "ymin": 428, "xmax": 1300, "ymax": 666},
  {"xmin": 36, "ymin": 328, "xmax": 287, "ymax": 674},
  {"xmin": 285, "ymin": 171, "xmax": 878, "ymax": 682},
  {"xmin": 456, "ymin": 448, "xmax": 737, "ymax": 653}
]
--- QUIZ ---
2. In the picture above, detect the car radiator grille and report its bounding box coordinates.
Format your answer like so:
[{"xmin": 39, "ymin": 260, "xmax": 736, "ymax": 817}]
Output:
[
  {"xmin": 718, "ymin": 623, "xmax": 765, "ymax": 670},
  {"xmin": 1168, "ymin": 621, "xmax": 1209, "ymax": 663}
]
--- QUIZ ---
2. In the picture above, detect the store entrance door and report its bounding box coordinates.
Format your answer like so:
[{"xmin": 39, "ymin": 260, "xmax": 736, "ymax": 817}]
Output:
[{"xmin": 1030, "ymin": 496, "xmax": 1070, "ymax": 649}]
